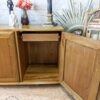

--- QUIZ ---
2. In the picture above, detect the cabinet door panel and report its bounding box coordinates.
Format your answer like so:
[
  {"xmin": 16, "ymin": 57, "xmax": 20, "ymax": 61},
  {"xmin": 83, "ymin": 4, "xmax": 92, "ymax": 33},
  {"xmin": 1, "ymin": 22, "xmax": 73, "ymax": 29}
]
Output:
[
  {"xmin": 64, "ymin": 41, "xmax": 96, "ymax": 100},
  {"xmin": 60, "ymin": 33, "xmax": 100, "ymax": 100},
  {"xmin": 0, "ymin": 32, "xmax": 19, "ymax": 82}
]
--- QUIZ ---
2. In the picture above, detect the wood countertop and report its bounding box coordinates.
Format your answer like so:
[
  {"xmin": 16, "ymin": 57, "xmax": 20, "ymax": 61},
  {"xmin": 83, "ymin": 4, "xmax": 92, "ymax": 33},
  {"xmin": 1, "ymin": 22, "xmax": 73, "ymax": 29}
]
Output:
[{"xmin": 0, "ymin": 25, "xmax": 64, "ymax": 32}]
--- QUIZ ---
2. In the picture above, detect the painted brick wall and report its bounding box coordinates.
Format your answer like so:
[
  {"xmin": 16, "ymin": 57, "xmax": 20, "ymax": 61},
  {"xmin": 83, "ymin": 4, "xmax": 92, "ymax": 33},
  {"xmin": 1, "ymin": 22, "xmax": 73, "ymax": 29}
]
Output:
[{"xmin": 0, "ymin": 0, "xmax": 99, "ymax": 25}]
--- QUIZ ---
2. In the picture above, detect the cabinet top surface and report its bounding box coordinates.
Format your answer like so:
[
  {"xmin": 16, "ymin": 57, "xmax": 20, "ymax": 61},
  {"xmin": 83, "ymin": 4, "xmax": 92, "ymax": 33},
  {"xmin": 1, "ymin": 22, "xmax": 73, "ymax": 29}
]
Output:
[{"xmin": 0, "ymin": 25, "xmax": 64, "ymax": 32}]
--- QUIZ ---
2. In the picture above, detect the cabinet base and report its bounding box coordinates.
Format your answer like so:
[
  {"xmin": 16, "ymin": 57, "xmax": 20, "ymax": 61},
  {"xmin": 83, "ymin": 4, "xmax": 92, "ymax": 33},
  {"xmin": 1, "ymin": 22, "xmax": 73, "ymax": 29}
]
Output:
[{"xmin": 0, "ymin": 64, "xmax": 59, "ymax": 86}]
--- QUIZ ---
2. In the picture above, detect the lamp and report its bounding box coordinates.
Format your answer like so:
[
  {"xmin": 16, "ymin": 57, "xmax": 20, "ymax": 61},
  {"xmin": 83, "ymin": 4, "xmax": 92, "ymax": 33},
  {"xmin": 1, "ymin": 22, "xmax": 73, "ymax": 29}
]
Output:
[{"xmin": 46, "ymin": 0, "xmax": 53, "ymax": 26}]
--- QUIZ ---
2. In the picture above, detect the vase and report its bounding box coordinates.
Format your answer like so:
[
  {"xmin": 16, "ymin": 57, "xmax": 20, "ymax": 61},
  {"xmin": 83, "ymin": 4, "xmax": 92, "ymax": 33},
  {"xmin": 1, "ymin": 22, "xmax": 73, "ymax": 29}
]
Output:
[
  {"xmin": 9, "ymin": 11, "xmax": 18, "ymax": 27},
  {"xmin": 21, "ymin": 9, "xmax": 29, "ymax": 25}
]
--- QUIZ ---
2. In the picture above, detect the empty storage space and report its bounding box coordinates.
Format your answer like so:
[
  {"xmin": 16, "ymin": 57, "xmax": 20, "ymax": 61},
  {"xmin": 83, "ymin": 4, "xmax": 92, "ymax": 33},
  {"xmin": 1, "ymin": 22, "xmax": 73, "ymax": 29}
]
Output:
[
  {"xmin": 17, "ymin": 32, "xmax": 60, "ymax": 84},
  {"xmin": 24, "ymin": 41, "xmax": 59, "ymax": 83}
]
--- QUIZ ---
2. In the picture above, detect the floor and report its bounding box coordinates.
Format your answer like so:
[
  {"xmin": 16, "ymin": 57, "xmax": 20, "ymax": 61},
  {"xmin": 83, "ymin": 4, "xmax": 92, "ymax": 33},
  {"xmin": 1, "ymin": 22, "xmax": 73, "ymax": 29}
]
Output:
[{"xmin": 0, "ymin": 85, "xmax": 74, "ymax": 100}]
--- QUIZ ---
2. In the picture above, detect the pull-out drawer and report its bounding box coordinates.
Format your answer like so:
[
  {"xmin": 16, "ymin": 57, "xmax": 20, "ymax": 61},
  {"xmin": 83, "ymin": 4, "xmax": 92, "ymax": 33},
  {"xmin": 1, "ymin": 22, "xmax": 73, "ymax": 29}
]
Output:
[{"xmin": 22, "ymin": 33, "xmax": 60, "ymax": 42}]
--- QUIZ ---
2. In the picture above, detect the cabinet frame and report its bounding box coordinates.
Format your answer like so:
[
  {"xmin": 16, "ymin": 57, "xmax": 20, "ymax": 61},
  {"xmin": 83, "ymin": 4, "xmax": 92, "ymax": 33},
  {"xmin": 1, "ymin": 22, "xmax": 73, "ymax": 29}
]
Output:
[{"xmin": 0, "ymin": 26, "xmax": 99, "ymax": 100}]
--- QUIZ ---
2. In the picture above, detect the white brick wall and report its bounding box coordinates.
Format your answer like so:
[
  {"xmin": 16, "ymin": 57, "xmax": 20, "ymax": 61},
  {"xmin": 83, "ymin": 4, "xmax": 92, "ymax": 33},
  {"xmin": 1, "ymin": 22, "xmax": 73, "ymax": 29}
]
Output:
[{"xmin": 0, "ymin": 0, "xmax": 99, "ymax": 25}]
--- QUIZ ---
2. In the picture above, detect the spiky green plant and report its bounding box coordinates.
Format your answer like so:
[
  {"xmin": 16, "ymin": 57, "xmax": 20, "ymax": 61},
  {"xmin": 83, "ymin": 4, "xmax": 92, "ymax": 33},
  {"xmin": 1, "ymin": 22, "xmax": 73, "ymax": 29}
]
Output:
[{"xmin": 55, "ymin": 0, "xmax": 93, "ymax": 34}]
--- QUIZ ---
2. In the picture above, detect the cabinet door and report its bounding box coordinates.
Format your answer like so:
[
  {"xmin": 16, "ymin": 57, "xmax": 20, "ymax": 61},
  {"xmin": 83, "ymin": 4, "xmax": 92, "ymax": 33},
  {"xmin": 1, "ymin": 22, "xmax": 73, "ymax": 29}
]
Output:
[
  {"xmin": 0, "ymin": 32, "xmax": 19, "ymax": 82},
  {"xmin": 60, "ymin": 33, "xmax": 100, "ymax": 100}
]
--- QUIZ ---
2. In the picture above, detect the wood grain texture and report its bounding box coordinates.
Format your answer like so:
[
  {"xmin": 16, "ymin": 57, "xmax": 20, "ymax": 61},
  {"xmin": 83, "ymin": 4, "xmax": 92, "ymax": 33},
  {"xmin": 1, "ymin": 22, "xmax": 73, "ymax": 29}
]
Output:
[
  {"xmin": 22, "ymin": 34, "xmax": 60, "ymax": 42},
  {"xmin": 97, "ymin": 85, "xmax": 100, "ymax": 100},
  {"xmin": 23, "ymin": 64, "xmax": 59, "ymax": 84},
  {"xmin": 14, "ymin": 28, "xmax": 62, "ymax": 83},
  {"xmin": 64, "ymin": 41, "xmax": 96, "ymax": 100},
  {"xmin": 28, "ymin": 41, "xmax": 59, "ymax": 64},
  {"xmin": 62, "ymin": 33, "xmax": 100, "ymax": 100},
  {"xmin": 0, "ymin": 31, "xmax": 19, "ymax": 82},
  {"xmin": 88, "ymin": 51, "xmax": 100, "ymax": 100},
  {"xmin": 59, "ymin": 33, "xmax": 66, "ymax": 82},
  {"xmin": 0, "ymin": 25, "xmax": 64, "ymax": 32},
  {"xmin": 63, "ymin": 32, "xmax": 100, "ymax": 49},
  {"xmin": 61, "ymin": 82, "xmax": 83, "ymax": 100},
  {"xmin": 15, "ymin": 33, "xmax": 28, "ymax": 81},
  {"xmin": 0, "ymin": 27, "xmax": 63, "ymax": 84}
]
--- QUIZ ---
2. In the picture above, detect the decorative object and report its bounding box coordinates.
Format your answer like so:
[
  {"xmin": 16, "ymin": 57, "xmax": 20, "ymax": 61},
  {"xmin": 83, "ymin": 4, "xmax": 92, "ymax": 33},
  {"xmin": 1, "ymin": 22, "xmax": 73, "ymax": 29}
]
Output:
[
  {"xmin": 47, "ymin": 0, "xmax": 52, "ymax": 24},
  {"xmin": 47, "ymin": 0, "xmax": 52, "ymax": 14},
  {"xmin": 21, "ymin": 9, "xmax": 29, "ymax": 25},
  {"xmin": 9, "ymin": 11, "xmax": 19, "ymax": 27},
  {"xmin": 7, "ymin": 0, "xmax": 14, "ymax": 14},
  {"xmin": 7, "ymin": 0, "xmax": 18, "ymax": 27},
  {"xmin": 45, "ymin": 0, "xmax": 55, "ymax": 26},
  {"xmin": 16, "ymin": 0, "xmax": 32, "ymax": 25},
  {"xmin": 85, "ymin": 9, "xmax": 100, "ymax": 40},
  {"xmin": 55, "ymin": 0, "xmax": 93, "ymax": 35}
]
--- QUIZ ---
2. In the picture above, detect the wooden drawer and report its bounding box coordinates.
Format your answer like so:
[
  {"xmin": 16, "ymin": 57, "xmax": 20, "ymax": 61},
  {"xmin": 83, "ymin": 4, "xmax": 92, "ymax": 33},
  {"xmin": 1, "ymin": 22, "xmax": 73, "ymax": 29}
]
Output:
[{"xmin": 22, "ymin": 33, "xmax": 60, "ymax": 42}]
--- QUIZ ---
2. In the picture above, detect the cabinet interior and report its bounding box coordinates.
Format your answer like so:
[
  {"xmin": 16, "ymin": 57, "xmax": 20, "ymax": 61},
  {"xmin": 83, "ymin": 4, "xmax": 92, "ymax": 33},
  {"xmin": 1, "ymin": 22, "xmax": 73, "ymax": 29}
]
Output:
[{"xmin": 17, "ymin": 32, "xmax": 60, "ymax": 84}]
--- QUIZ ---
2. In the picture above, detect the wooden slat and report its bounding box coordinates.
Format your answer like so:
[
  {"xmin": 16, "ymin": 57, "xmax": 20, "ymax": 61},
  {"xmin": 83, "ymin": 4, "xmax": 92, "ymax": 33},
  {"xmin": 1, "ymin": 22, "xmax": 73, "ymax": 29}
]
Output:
[
  {"xmin": 59, "ymin": 34, "xmax": 66, "ymax": 82},
  {"xmin": 15, "ymin": 33, "xmax": 28, "ymax": 81},
  {"xmin": 0, "ymin": 81, "xmax": 59, "ymax": 86},
  {"xmin": 22, "ymin": 34, "xmax": 60, "ymax": 41}
]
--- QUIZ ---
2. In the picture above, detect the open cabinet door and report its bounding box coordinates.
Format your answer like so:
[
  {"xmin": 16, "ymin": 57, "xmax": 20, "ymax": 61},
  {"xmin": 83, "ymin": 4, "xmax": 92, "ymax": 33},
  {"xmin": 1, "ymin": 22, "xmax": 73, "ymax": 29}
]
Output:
[{"xmin": 59, "ymin": 33, "xmax": 100, "ymax": 100}]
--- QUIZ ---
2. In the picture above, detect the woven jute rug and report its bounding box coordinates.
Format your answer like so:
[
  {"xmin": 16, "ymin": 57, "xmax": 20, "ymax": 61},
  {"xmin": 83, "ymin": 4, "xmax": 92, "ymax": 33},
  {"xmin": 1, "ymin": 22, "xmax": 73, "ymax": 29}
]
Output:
[{"xmin": 0, "ymin": 85, "xmax": 72, "ymax": 100}]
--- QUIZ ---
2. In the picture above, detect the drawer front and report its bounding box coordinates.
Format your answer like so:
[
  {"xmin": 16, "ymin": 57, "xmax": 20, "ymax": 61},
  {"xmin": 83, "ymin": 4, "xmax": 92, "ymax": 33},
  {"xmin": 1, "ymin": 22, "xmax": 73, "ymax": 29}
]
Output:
[{"xmin": 22, "ymin": 33, "xmax": 60, "ymax": 42}]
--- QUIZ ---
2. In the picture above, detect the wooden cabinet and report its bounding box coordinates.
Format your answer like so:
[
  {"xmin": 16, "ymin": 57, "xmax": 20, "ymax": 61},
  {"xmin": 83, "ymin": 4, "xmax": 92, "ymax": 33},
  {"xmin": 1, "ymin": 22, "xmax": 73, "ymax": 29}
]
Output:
[
  {"xmin": 60, "ymin": 33, "xmax": 100, "ymax": 100},
  {"xmin": 0, "ymin": 31, "xmax": 19, "ymax": 82},
  {"xmin": 0, "ymin": 26, "xmax": 99, "ymax": 100},
  {"xmin": 97, "ymin": 85, "xmax": 100, "ymax": 100},
  {"xmin": 16, "ymin": 31, "xmax": 60, "ymax": 84}
]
